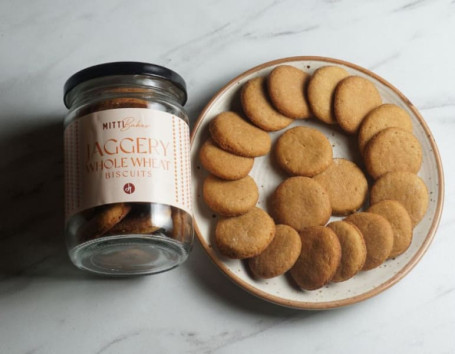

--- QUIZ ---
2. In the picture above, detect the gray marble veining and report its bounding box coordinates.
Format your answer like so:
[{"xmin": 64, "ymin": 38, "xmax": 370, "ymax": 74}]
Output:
[{"xmin": 0, "ymin": 0, "xmax": 454, "ymax": 353}]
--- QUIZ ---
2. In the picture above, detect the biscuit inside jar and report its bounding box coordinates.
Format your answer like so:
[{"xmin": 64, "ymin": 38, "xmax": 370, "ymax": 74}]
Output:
[
  {"xmin": 67, "ymin": 96, "xmax": 193, "ymax": 248},
  {"xmin": 72, "ymin": 203, "xmax": 193, "ymax": 271},
  {"xmin": 71, "ymin": 203, "xmax": 192, "ymax": 247},
  {"xmin": 64, "ymin": 62, "xmax": 193, "ymax": 276}
]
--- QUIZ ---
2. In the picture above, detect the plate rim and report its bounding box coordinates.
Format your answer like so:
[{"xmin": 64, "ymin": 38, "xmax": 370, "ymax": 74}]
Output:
[{"xmin": 190, "ymin": 55, "xmax": 445, "ymax": 310}]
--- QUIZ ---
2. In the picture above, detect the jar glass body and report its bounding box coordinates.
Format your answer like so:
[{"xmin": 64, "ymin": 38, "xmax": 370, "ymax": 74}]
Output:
[{"xmin": 64, "ymin": 74, "xmax": 193, "ymax": 276}]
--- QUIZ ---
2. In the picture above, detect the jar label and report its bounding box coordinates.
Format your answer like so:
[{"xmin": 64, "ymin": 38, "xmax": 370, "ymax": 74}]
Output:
[{"xmin": 64, "ymin": 108, "xmax": 192, "ymax": 220}]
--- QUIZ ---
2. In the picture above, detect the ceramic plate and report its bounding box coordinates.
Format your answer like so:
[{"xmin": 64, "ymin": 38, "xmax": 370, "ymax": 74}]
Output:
[{"xmin": 190, "ymin": 56, "xmax": 444, "ymax": 309}]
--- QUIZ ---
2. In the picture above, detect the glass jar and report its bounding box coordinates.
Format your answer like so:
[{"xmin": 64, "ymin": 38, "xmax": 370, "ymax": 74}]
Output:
[{"xmin": 63, "ymin": 62, "xmax": 193, "ymax": 276}]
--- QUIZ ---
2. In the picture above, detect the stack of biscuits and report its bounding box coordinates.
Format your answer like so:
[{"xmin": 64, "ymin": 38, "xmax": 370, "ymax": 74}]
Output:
[{"xmin": 199, "ymin": 64, "xmax": 429, "ymax": 290}]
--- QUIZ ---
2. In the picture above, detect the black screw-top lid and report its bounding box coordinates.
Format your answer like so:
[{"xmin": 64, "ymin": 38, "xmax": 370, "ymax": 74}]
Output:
[{"xmin": 63, "ymin": 62, "xmax": 187, "ymax": 108}]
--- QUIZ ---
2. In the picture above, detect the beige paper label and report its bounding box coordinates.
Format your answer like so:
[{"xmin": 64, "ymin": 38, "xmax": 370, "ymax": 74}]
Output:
[{"xmin": 64, "ymin": 108, "xmax": 191, "ymax": 219}]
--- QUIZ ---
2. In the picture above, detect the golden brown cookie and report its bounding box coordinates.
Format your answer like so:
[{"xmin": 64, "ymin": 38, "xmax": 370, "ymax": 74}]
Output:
[
  {"xmin": 241, "ymin": 76, "xmax": 294, "ymax": 131},
  {"xmin": 328, "ymin": 221, "xmax": 367, "ymax": 282},
  {"xmin": 290, "ymin": 226, "xmax": 341, "ymax": 290},
  {"xmin": 307, "ymin": 65, "xmax": 350, "ymax": 124},
  {"xmin": 275, "ymin": 126, "xmax": 333, "ymax": 177},
  {"xmin": 248, "ymin": 224, "xmax": 302, "ymax": 279},
  {"xmin": 367, "ymin": 200, "xmax": 413, "ymax": 258},
  {"xmin": 267, "ymin": 65, "xmax": 311, "ymax": 119},
  {"xmin": 334, "ymin": 76, "xmax": 382, "ymax": 134},
  {"xmin": 344, "ymin": 212, "xmax": 394, "ymax": 270},
  {"xmin": 78, "ymin": 203, "xmax": 132, "ymax": 242},
  {"xmin": 171, "ymin": 207, "xmax": 193, "ymax": 242},
  {"xmin": 199, "ymin": 138, "xmax": 254, "ymax": 180},
  {"xmin": 272, "ymin": 176, "xmax": 331, "ymax": 231},
  {"xmin": 203, "ymin": 174, "xmax": 258, "ymax": 216},
  {"xmin": 209, "ymin": 111, "xmax": 271, "ymax": 157},
  {"xmin": 313, "ymin": 158, "xmax": 368, "ymax": 215},
  {"xmin": 364, "ymin": 127, "xmax": 422, "ymax": 179},
  {"xmin": 215, "ymin": 207, "xmax": 276, "ymax": 259},
  {"xmin": 370, "ymin": 171, "xmax": 429, "ymax": 226},
  {"xmin": 358, "ymin": 103, "xmax": 413, "ymax": 155},
  {"xmin": 79, "ymin": 97, "xmax": 148, "ymax": 116},
  {"xmin": 107, "ymin": 209, "xmax": 160, "ymax": 235}
]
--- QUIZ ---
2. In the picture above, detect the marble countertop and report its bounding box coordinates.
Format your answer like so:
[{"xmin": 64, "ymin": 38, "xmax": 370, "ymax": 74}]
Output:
[{"xmin": 0, "ymin": 0, "xmax": 454, "ymax": 353}]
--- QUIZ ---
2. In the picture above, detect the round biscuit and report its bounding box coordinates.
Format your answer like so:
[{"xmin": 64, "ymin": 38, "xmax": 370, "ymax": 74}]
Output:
[
  {"xmin": 367, "ymin": 200, "xmax": 413, "ymax": 258},
  {"xmin": 275, "ymin": 126, "xmax": 333, "ymax": 177},
  {"xmin": 358, "ymin": 103, "xmax": 413, "ymax": 155},
  {"xmin": 272, "ymin": 176, "xmax": 331, "ymax": 231},
  {"xmin": 203, "ymin": 174, "xmax": 258, "ymax": 216},
  {"xmin": 209, "ymin": 111, "xmax": 271, "ymax": 157},
  {"xmin": 370, "ymin": 171, "xmax": 429, "ymax": 226},
  {"xmin": 267, "ymin": 65, "xmax": 311, "ymax": 119},
  {"xmin": 344, "ymin": 212, "xmax": 394, "ymax": 270},
  {"xmin": 313, "ymin": 158, "xmax": 368, "ymax": 215},
  {"xmin": 334, "ymin": 76, "xmax": 382, "ymax": 134},
  {"xmin": 241, "ymin": 76, "xmax": 294, "ymax": 131},
  {"xmin": 81, "ymin": 97, "xmax": 149, "ymax": 115},
  {"xmin": 107, "ymin": 209, "xmax": 160, "ymax": 235},
  {"xmin": 307, "ymin": 65, "xmax": 350, "ymax": 124},
  {"xmin": 364, "ymin": 127, "xmax": 422, "ymax": 179},
  {"xmin": 171, "ymin": 207, "xmax": 193, "ymax": 242},
  {"xmin": 290, "ymin": 226, "xmax": 341, "ymax": 290},
  {"xmin": 328, "ymin": 221, "xmax": 367, "ymax": 282},
  {"xmin": 77, "ymin": 203, "xmax": 132, "ymax": 242},
  {"xmin": 199, "ymin": 138, "xmax": 254, "ymax": 180},
  {"xmin": 215, "ymin": 207, "xmax": 276, "ymax": 259},
  {"xmin": 248, "ymin": 224, "xmax": 301, "ymax": 279}
]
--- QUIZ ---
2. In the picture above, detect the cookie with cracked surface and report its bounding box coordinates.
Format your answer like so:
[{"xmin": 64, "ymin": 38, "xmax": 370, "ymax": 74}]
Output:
[
  {"xmin": 364, "ymin": 127, "xmax": 422, "ymax": 179},
  {"xmin": 367, "ymin": 200, "xmax": 413, "ymax": 258},
  {"xmin": 344, "ymin": 212, "xmax": 394, "ymax": 270},
  {"xmin": 334, "ymin": 75, "xmax": 382, "ymax": 134},
  {"xmin": 327, "ymin": 221, "xmax": 367, "ymax": 282},
  {"xmin": 248, "ymin": 224, "xmax": 302, "ymax": 279},
  {"xmin": 215, "ymin": 207, "xmax": 276, "ymax": 259},
  {"xmin": 370, "ymin": 171, "xmax": 429, "ymax": 226},
  {"xmin": 267, "ymin": 65, "xmax": 311, "ymax": 119},
  {"xmin": 307, "ymin": 65, "xmax": 350, "ymax": 124},
  {"xmin": 209, "ymin": 111, "xmax": 271, "ymax": 157},
  {"xmin": 241, "ymin": 76, "xmax": 294, "ymax": 131},
  {"xmin": 199, "ymin": 138, "xmax": 254, "ymax": 180},
  {"xmin": 313, "ymin": 158, "xmax": 368, "ymax": 215},
  {"xmin": 272, "ymin": 176, "xmax": 331, "ymax": 231},
  {"xmin": 358, "ymin": 103, "xmax": 413, "ymax": 155},
  {"xmin": 275, "ymin": 126, "xmax": 333, "ymax": 177},
  {"xmin": 203, "ymin": 174, "xmax": 259, "ymax": 216},
  {"xmin": 290, "ymin": 226, "xmax": 342, "ymax": 290}
]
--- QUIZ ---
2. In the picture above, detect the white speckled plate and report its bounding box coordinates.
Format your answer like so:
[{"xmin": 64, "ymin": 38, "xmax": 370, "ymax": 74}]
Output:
[{"xmin": 190, "ymin": 56, "xmax": 444, "ymax": 309}]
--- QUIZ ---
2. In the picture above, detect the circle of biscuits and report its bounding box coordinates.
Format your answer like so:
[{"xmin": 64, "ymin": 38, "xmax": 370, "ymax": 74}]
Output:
[{"xmin": 199, "ymin": 64, "xmax": 429, "ymax": 291}]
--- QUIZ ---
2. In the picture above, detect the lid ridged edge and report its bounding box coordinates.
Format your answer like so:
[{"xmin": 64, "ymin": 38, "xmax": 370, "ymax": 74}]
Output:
[{"xmin": 63, "ymin": 61, "xmax": 187, "ymax": 108}]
